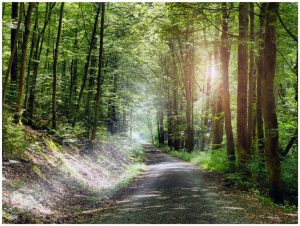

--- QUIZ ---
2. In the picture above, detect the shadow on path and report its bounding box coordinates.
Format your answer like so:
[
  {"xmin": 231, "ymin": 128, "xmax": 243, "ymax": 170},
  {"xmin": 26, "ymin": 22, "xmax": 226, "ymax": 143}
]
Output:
[{"xmin": 72, "ymin": 144, "xmax": 253, "ymax": 223}]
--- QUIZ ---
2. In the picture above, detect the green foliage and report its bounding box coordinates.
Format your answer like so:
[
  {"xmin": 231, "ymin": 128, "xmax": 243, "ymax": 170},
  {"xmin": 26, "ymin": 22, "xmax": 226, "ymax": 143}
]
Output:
[
  {"xmin": 281, "ymin": 153, "xmax": 298, "ymax": 196},
  {"xmin": 94, "ymin": 125, "xmax": 109, "ymax": 141},
  {"xmin": 247, "ymin": 154, "xmax": 267, "ymax": 186},
  {"xmin": 3, "ymin": 112, "xmax": 26, "ymax": 159},
  {"xmin": 55, "ymin": 124, "xmax": 86, "ymax": 140},
  {"xmin": 168, "ymin": 149, "xmax": 231, "ymax": 173},
  {"xmin": 129, "ymin": 146, "xmax": 146, "ymax": 163}
]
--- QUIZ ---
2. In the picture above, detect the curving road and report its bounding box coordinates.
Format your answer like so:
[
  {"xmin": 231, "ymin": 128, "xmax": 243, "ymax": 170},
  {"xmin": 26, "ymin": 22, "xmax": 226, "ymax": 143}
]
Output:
[
  {"xmin": 65, "ymin": 145, "xmax": 297, "ymax": 224},
  {"xmin": 70, "ymin": 145, "xmax": 248, "ymax": 223}
]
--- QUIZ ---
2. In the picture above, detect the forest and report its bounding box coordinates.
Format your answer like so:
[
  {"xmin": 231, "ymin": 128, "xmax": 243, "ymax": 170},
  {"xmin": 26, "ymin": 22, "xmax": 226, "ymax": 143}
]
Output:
[{"xmin": 2, "ymin": 2, "xmax": 298, "ymax": 224}]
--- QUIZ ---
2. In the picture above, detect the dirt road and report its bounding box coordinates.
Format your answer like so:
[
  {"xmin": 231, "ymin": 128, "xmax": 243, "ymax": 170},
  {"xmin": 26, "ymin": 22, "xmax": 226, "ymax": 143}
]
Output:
[{"xmin": 62, "ymin": 145, "xmax": 297, "ymax": 224}]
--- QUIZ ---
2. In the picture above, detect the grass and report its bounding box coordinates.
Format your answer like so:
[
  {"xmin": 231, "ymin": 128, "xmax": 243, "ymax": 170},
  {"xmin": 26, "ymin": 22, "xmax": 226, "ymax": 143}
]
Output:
[
  {"xmin": 165, "ymin": 148, "xmax": 231, "ymax": 174},
  {"xmin": 115, "ymin": 163, "xmax": 146, "ymax": 188}
]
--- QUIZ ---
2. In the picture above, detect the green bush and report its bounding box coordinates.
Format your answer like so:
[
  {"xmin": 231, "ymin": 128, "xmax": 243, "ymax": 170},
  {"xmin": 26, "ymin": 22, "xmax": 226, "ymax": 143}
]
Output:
[
  {"xmin": 169, "ymin": 149, "xmax": 231, "ymax": 173},
  {"xmin": 3, "ymin": 112, "xmax": 25, "ymax": 159},
  {"xmin": 281, "ymin": 153, "xmax": 298, "ymax": 195}
]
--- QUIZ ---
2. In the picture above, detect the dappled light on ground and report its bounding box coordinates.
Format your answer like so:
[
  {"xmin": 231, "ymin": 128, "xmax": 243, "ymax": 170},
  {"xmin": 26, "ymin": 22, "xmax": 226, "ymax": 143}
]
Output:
[
  {"xmin": 2, "ymin": 131, "xmax": 145, "ymax": 223},
  {"xmin": 59, "ymin": 145, "xmax": 297, "ymax": 224}
]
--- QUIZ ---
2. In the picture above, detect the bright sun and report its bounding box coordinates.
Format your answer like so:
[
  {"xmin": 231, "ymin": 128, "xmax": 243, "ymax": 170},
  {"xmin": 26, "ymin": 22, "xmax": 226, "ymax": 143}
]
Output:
[{"xmin": 210, "ymin": 65, "xmax": 217, "ymax": 79}]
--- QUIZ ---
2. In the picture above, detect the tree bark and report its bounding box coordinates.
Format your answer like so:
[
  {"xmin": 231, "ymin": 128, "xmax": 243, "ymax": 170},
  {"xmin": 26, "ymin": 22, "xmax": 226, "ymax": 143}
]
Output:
[
  {"xmin": 183, "ymin": 34, "xmax": 194, "ymax": 152},
  {"xmin": 85, "ymin": 35, "xmax": 97, "ymax": 137},
  {"xmin": 262, "ymin": 2, "xmax": 284, "ymax": 204},
  {"xmin": 11, "ymin": 2, "xmax": 18, "ymax": 82},
  {"xmin": 247, "ymin": 3, "xmax": 256, "ymax": 152},
  {"xmin": 69, "ymin": 28, "xmax": 78, "ymax": 115},
  {"xmin": 15, "ymin": 3, "xmax": 35, "ymax": 122},
  {"xmin": 256, "ymin": 3, "xmax": 266, "ymax": 155},
  {"xmin": 157, "ymin": 110, "xmax": 164, "ymax": 145},
  {"xmin": 52, "ymin": 3, "xmax": 64, "ymax": 129},
  {"xmin": 3, "ymin": 3, "xmax": 23, "ymax": 105},
  {"xmin": 25, "ymin": 3, "xmax": 39, "ymax": 114},
  {"xmin": 237, "ymin": 3, "xmax": 249, "ymax": 168},
  {"xmin": 212, "ymin": 41, "xmax": 224, "ymax": 150},
  {"xmin": 220, "ymin": 3, "xmax": 235, "ymax": 161},
  {"xmin": 168, "ymin": 41, "xmax": 180, "ymax": 150},
  {"xmin": 91, "ymin": 3, "xmax": 105, "ymax": 140},
  {"xmin": 201, "ymin": 52, "xmax": 212, "ymax": 151},
  {"xmin": 167, "ymin": 80, "xmax": 174, "ymax": 148}
]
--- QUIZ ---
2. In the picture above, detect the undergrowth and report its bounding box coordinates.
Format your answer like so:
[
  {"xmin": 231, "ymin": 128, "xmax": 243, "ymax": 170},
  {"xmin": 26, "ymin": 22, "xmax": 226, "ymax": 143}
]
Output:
[
  {"xmin": 3, "ymin": 112, "xmax": 26, "ymax": 159},
  {"xmin": 161, "ymin": 145, "xmax": 297, "ymax": 206}
]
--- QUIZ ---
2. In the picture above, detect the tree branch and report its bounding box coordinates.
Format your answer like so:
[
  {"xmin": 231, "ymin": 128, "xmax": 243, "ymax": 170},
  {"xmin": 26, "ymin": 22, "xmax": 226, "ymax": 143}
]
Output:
[{"xmin": 276, "ymin": 8, "xmax": 297, "ymax": 43}]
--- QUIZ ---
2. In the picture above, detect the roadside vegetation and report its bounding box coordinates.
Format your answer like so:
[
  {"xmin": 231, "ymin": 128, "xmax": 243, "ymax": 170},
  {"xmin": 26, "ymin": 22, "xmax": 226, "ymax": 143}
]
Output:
[
  {"xmin": 3, "ymin": 112, "xmax": 145, "ymax": 223},
  {"xmin": 161, "ymin": 144, "xmax": 297, "ymax": 209}
]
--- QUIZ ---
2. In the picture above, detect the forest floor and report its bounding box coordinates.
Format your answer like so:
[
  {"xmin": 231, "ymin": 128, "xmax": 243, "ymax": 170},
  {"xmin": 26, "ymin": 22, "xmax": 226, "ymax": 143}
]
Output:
[{"xmin": 3, "ymin": 140, "xmax": 298, "ymax": 223}]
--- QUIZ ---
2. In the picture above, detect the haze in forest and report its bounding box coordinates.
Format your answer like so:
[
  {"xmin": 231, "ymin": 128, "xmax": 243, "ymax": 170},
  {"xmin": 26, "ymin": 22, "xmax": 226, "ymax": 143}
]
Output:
[{"xmin": 2, "ymin": 2, "xmax": 298, "ymax": 224}]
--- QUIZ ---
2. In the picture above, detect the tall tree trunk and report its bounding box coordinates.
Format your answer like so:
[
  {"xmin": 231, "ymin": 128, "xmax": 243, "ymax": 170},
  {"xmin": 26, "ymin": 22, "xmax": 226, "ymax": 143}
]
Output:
[
  {"xmin": 85, "ymin": 37, "xmax": 97, "ymax": 137},
  {"xmin": 183, "ymin": 35, "xmax": 194, "ymax": 152},
  {"xmin": 262, "ymin": 2, "xmax": 284, "ymax": 204},
  {"xmin": 108, "ymin": 70, "xmax": 118, "ymax": 134},
  {"xmin": 247, "ymin": 3, "xmax": 256, "ymax": 152},
  {"xmin": 201, "ymin": 53, "xmax": 212, "ymax": 151},
  {"xmin": 52, "ymin": 3, "xmax": 64, "ymax": 129},
  {"xmin": 212, "ymin": 43, "xmax": 224, "ymax": 150},
  {"xmin": 168, "ymin": 41, "xmax": 180, "ymax": 150},
  {"xmin": 69, "ymin": 28, "xmax": 78, "ymax": 115},
  {"xmin": 237, "ymin": 3, "xmax": 249, "ymax": 168},
  {"xmin": 173, "ymin": 83, "xmax": 180, "ymax": 150},
  {"xmin": 3, "ymin": 3, "xmax": 23, "ymax": 105},
  {"xmin": 220, "ymin": 3, "xmax": 235, "ymax": 161},
  {"xmin": 28, "ymin": 3, "xmax": 55, "ymax": 119},
  {"xmin": 256, "ymin": 3, "xmax": 266, "ymax": 155},
  {"xmin": 91, "ymin": 3, "xmax": 105, "ymax": 140},
  {"xmin": 72, "ymin": 5, "xmax": 101, "ymax": 127},
  {"xmin": 157, "ymin": 110, "xmax": 164, "ymax": 145},
  {"xmin": 147, "ymin": 116, "xmax": 154, "ymax": 145},
  {"xmin": 15, "ymin": 3, "xmax": 35, "ymax": 122},
  {"xmin": 167, "ymin": 81, "xmax": 174, "ymax": 148},
  {"xmin": 25, "ymin": 3, "xmax": 39, "ymax": 114},
  {"xmin": 11, "ymin": 2, "xmax": 18, "ymax": 82}
]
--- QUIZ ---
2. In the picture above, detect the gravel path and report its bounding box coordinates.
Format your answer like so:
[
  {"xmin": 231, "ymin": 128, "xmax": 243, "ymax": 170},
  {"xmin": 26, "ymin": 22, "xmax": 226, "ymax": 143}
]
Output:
[{"xmin": 63, "ymin": 144, "xmax": 297, "ymax": 224}]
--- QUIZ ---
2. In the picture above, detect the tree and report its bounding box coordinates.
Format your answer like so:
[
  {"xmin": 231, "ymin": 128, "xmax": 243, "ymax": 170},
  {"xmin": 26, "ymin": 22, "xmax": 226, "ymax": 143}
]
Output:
[
  {"xmin": 27, "ymin": 3, "xmax": 56, "ymax": 119},
  {"xmin": 220, "ymin": 2, "xmax": 235, "ymax": 161},
  {"xmin": 247, "ymin": 2, "xmax": 256, "ymax": 152},
  {"xmin": 91, "ymin": 2, "xmax": 105, "ymax": 140},
  {"xmin": 211, "ymin": 37, "xmax": 224, "ymax": 150},
  {"xmin": 11, "ymin": 2, "xmax": 18, "ymax": 82},
  {"xmin": 52, "ymin": 3, "xmax": 64, "ymax": 129},
  {"xmin": 15, "ymin": 3, "xmax": 35, "ymax": 122},
  {"xmin": 182, "ymin": 30, "xmax": 194, "ymax": 152},
  {"xmin": 3, "ymin": 3, "xmax": 23, "ymax": 105},
  {"xmin": 72, "ymin": 4, "xmax": 101, "ymax": 127},
  {"xmin": 25, "ymin": 3, "xmax": 39, "ymax": 115},
  {"xmin": 261, "ymin": 2, "xmax": 284, "ymax": 204},
  {"xmin": 237, "ymin": 3, "xmax": 249, "ymax": 169},
  {"xmin": 157, "ymin": 110, "xmax": 164, "ymax": 144},
  {"xmin": 256, "ymin": 3, "xmax": 266, "ymax": 155}
]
